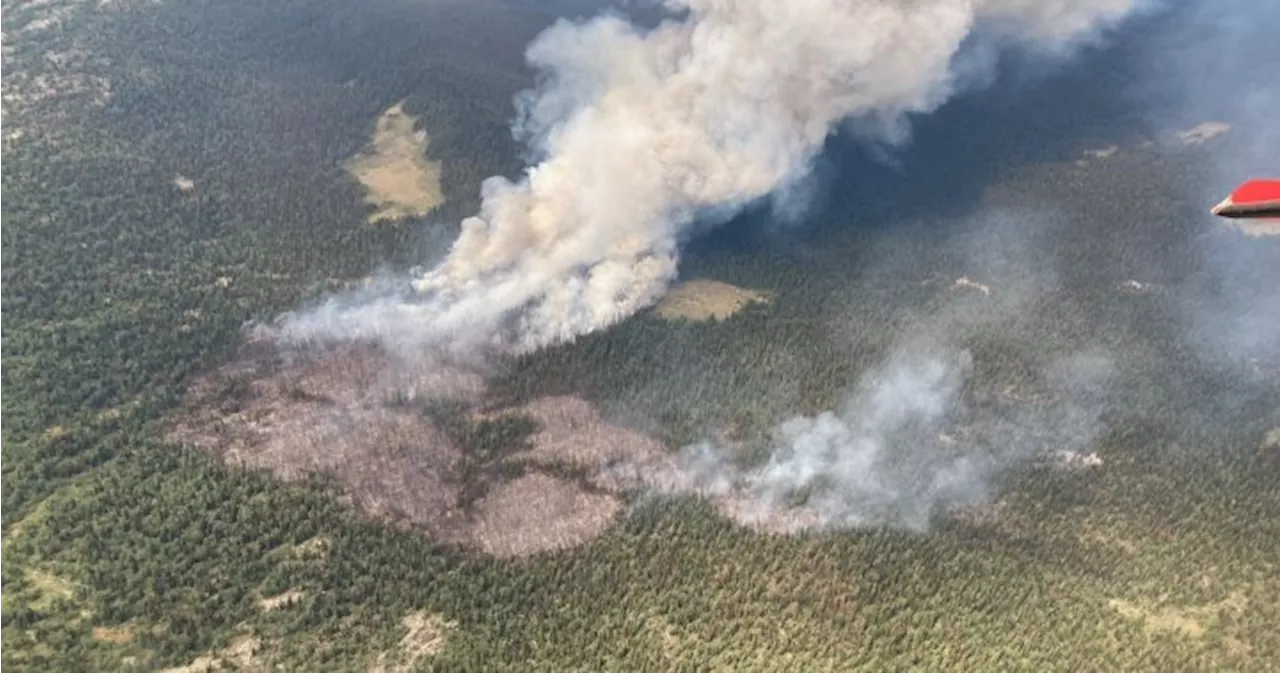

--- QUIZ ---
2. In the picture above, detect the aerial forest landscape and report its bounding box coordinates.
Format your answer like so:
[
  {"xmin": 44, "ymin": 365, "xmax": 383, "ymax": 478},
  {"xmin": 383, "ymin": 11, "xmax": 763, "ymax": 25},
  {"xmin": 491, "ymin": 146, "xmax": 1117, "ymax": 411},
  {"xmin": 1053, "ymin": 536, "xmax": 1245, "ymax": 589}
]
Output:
[{"xmin": 2, "ymin": 0, "xmax": 1279, "ymax": 671}]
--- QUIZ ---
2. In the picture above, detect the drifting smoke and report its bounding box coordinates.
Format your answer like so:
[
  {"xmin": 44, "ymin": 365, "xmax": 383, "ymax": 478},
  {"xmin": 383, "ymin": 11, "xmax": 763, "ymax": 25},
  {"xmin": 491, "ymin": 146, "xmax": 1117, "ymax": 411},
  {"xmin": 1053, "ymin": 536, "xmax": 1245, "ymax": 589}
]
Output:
[
  {"xmin": 1146, "ymin": 0, "xmax": 1280, "ymax": 368},
  {"xmin": 628, "ymin": 345, "xmax": 1113, "ymax": 532},
  {"xmin": 645, "ymin": 351, "xmax": 986, "ymax": 532},
  {"xmin": 613, "ymin": 205, "xmax": 1117, "ymax": 532},
  {"xmin": 259, "ymin": 0, "xmax": 1160, "ymax": 534},
  {"xmin": 274, "ymin": 0, "xmax": 1148, "ymax": 353}
]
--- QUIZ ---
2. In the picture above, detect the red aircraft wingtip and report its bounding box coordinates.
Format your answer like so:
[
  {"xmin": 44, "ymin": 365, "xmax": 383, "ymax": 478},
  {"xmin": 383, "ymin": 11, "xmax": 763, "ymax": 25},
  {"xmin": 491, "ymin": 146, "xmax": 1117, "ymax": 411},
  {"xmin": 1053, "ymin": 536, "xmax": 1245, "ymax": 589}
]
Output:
[{"xmin": 1213, "ymin": 179, "xmax": 1280, "ymax": 219}]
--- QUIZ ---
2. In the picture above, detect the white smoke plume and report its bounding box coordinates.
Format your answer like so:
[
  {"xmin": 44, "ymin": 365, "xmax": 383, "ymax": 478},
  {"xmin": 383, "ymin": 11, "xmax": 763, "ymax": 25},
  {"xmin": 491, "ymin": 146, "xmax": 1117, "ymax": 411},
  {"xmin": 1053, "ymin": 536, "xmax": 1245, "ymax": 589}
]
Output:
[{"xmin": 273, "ymin": 0, "xmax": 1147, "ymax": 353}]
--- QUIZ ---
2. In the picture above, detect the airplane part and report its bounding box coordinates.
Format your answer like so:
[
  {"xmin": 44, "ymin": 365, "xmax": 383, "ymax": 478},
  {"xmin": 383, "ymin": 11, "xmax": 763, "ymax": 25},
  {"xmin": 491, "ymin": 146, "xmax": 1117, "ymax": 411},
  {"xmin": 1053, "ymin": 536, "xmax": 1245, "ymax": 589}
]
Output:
[{"xmin": 1212, "ymin": 179, "xmax": 1280, "ymax": 219}]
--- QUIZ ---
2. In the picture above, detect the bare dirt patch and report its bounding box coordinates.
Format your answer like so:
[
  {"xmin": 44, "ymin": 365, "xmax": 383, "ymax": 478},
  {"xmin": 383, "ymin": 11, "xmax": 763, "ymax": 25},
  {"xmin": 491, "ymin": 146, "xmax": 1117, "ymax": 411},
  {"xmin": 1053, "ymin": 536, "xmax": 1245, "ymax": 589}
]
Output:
[
  {"xmin": 952, "ymin": 276, "xmax": 992, "ymax": 296},
  {"xmin": 1079, "ymin": 527, "xmax": 1140, "ymax": 555},
  {"xmin": 1108, "ymin": 591, "xmax": 1249, "ymax": 641},
  {"xmin": 1175, "ymin": 121, "xmax": 1231, "ymax": 146},
  {"xmin": 160, "ymin": 635, "xmax": 266, "ymax": 673},
  {"xmin": 345, "ymin": 101, "xmax": 444, "ymax": 224},
  {"xmin": 1223, "ymin": 636, "xmax": 1254, "ymax": 658},
  {"xmin": 654, "ymin": 280, "xmax": 772, "ymax": 321},
  {"xmin": 1109, "ymin": 598, "xmax": 1207, "ymax": 638},
  {"xmin": 41, "ymin": 424, "xmax": 73, "ymax": 441},
  {"xmin": 1076, "ymin": 145, "xmax": 1119, "ymax": 165},
  {"xmin": 292, "ymin": 536, "xmax": 331, "ymax": 560},
  {"xmin": 168, "ymin": 342, "xmax": 669, "ymax": 557},
  {"xmin": 258, "ymin": 589, "xmax": 305, "ymax": 612},
  {"xmin": 1261, "ymin": 428, "xmax": 1280, "ymax": 452},
  {"xmin": 92, "ymin": 624, "xmax": 135, "ymax": 644},
  {"xmin": 25, "ymin": 568, "xmax": 78, "ymax": 612},
  {"xmin": 372, "ymin": 611, "xmax": 455, "ymax": 673}
]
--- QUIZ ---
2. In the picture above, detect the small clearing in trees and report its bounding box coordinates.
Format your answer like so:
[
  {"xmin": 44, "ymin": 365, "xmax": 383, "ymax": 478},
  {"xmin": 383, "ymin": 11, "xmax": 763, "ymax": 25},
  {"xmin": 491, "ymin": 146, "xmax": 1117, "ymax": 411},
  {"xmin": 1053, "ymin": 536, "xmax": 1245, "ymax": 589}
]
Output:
[
  {"xmin": 344, "ymin": 101, "xmax": 444, "ymax": 224},
  {"xmin": 654, "ymin": 279, "xmax": 773, "ymax": 321}
]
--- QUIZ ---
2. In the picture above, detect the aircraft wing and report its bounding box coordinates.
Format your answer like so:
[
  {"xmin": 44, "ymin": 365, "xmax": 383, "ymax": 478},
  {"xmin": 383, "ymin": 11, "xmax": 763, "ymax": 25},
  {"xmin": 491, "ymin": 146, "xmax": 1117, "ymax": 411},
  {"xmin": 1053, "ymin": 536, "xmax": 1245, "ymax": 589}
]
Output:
[{"xmin": 1212, "ymin": 179, "xmax": 1280, "ymax": 219}]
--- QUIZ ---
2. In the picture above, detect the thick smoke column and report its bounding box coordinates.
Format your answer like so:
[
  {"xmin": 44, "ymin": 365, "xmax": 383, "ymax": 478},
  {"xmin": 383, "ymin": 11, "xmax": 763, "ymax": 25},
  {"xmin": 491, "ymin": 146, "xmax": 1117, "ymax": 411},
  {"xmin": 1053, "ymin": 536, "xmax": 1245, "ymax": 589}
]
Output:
[{"xmin": 278, "ymin": 0, "xmax": 1145, "ymax": 352}]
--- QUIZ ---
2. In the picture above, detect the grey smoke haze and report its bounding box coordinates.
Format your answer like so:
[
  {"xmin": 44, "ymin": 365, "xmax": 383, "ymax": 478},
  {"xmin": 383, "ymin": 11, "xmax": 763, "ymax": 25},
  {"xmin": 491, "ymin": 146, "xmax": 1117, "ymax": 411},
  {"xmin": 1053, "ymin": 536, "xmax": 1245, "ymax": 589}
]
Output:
[
  {"xmin": 272, "ymin": 0, "xmax": 1148, "ymax": 353},
  {"xmin": 256, "ymin": 0, "xmax": 1239, "ymax": 534},
  {"xmin": 637, "ymin": 345, "xmax": 1112, "ymax": 532},
  {"xmin": 1146, "ymin": 0, "xmax": 1280, "ymax": 368},
  {"xmin": 665, "ymin": 350, "xmax": 985, "ymax": 532},
  {"xmin": 617, "ymin": 205, "xmax": 1116, "ymax": 532}
]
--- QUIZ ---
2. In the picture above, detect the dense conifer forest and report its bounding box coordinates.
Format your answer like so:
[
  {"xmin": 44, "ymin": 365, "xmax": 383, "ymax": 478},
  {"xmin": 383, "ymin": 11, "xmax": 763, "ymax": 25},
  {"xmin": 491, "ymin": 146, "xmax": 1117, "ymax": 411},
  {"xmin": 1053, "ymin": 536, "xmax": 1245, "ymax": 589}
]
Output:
[{"xmin": 3, "ymin": 0, "xmax": 1278, "ymax": 671}]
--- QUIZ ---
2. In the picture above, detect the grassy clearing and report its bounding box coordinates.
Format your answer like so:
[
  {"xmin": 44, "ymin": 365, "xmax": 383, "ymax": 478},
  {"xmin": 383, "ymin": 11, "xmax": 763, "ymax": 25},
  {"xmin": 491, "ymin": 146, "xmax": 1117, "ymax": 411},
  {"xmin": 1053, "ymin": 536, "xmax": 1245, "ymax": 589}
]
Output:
[
  {"xmin": 654, "ymin": 279, "xmax": 773, "ymax": 321},
  {"xmin": 344, "ymin": 101, "xmax": 445, "ymax": 224}
]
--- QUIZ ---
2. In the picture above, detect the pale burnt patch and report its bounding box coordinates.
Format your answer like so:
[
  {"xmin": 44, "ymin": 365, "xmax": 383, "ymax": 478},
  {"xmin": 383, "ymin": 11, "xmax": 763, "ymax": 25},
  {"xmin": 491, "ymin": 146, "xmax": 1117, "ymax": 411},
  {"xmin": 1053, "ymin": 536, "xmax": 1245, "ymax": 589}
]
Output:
[{"xmin": 167, "ymin": 341, "xmax": 676, "ymax": 557}]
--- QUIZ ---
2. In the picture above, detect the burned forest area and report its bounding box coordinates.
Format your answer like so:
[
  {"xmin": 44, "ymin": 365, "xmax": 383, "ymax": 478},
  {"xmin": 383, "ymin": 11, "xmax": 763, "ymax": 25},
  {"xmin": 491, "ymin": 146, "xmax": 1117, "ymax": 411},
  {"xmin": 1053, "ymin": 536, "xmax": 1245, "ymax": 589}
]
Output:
[{"xmin": 3, "ymin": 0, "xmax": 1279, "ymax": 671}]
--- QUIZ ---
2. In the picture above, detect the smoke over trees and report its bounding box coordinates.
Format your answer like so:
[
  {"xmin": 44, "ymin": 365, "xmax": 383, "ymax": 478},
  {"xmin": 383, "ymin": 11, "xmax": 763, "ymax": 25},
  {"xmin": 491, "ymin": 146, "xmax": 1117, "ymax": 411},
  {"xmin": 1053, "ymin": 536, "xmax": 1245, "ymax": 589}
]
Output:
[
  {"xmin": 254, "ymin": 0, "xmax": 1168, "ymax": 533},
  {"xmin": 274, "ymin": 0, "xmax": 1148, "ymax": 352}
]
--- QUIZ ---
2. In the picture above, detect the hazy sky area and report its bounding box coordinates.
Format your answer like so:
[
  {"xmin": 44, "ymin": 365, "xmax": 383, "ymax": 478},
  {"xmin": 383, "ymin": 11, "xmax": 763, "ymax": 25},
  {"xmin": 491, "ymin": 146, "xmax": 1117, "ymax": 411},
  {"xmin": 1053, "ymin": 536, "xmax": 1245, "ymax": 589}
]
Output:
[{"xmin": 1146, "ymin": 0, "xmax": 1280, "ymax": 367}]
